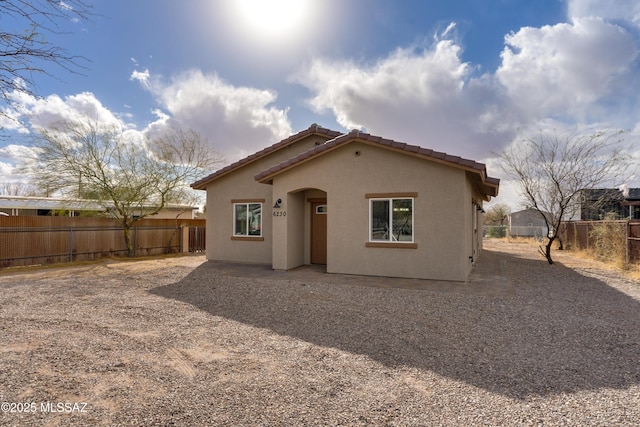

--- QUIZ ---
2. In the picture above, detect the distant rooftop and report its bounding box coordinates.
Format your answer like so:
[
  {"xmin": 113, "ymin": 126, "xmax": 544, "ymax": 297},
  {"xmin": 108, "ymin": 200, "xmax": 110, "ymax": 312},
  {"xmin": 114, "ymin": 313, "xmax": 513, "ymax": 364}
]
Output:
[{"xmin": 0, "ymin": 195, "xmax": 197, "ymax": 212}]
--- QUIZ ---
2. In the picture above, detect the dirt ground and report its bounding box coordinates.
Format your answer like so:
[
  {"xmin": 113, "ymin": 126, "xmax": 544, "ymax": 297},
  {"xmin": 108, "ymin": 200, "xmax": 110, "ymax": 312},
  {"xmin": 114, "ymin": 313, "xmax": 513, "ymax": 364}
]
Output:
[{"xmin": 1, "ymin": 241, "xmax": 639, "ymax": 426}]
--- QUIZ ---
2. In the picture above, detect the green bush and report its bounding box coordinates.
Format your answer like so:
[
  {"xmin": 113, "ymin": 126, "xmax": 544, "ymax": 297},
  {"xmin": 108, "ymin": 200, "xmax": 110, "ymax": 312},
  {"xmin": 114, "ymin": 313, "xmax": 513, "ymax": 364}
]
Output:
[{"xmin": 486, "ymin": 226, "xmax": 507, "ymax": 238}]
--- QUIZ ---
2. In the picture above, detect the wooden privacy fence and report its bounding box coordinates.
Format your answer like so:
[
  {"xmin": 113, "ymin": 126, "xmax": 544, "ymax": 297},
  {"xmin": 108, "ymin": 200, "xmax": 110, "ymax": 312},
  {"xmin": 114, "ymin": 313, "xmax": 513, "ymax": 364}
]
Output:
[
  {"xmin": 561, "ymin": 220, "xmax": 640, "ymax": 265},
  {"xmin": 0, "ymin": 216, "xmax": 206, "ymax": 268}
]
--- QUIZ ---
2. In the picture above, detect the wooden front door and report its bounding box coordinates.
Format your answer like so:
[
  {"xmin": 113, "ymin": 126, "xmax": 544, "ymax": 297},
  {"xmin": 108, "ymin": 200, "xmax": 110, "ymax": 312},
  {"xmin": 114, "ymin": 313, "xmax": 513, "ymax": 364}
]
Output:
[{"xmin": 310, "ymin": 201, "xmax": 327, "ymax": 264}]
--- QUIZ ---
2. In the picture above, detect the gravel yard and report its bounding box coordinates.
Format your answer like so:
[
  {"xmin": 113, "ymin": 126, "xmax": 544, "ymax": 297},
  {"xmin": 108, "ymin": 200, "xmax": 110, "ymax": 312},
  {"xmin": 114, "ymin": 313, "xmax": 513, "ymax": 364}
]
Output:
[{"xmin": 1, "ymin": 239, "xmax": 639, "ymax": 426}]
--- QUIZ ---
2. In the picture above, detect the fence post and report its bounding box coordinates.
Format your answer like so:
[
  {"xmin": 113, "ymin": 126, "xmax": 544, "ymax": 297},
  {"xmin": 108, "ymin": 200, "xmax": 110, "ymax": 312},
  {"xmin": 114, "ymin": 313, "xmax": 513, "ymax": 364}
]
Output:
[
  {"xmin": 626, "ymin": 221, "xmax": 630, "ymax": 268},
  {"xmin": 585, "ymin": 222, "xmax": 589, "ymax": 250},
  {"xmin": 184, "ymin": 226, "xmax": 191, "ymax": 253},
  {"xmin": 69, "ymin": 227, "xmax": 73, "ymax": 262}
]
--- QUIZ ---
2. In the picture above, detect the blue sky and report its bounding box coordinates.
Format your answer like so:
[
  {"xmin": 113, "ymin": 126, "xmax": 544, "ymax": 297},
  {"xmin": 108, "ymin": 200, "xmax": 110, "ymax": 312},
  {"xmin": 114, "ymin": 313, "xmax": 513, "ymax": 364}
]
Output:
[{"xmin": 1, "ymin": 0, "xmax": 640, "ymax": 208}]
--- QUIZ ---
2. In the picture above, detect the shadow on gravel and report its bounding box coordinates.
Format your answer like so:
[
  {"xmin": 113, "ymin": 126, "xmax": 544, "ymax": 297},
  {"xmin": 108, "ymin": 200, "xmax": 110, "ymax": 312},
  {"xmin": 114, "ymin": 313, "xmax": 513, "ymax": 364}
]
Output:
[{"xmin": 150, "ymin": 248, "xmax": 640, "ymax": 399}]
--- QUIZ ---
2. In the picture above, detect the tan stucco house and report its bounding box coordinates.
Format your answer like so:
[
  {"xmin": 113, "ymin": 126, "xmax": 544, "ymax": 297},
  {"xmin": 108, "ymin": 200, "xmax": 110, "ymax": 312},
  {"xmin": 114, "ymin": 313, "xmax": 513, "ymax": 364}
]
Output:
[{"xmin": 192, "ymin": 124, "xmax": 499, "ymax": 282}]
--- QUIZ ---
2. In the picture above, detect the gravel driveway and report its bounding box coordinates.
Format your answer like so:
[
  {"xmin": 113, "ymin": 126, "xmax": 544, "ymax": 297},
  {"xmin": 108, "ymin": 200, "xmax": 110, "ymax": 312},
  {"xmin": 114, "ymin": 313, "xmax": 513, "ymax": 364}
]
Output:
[{"xmin": 1, "ymin": 240, "xmax": 639, "ymax": 426}]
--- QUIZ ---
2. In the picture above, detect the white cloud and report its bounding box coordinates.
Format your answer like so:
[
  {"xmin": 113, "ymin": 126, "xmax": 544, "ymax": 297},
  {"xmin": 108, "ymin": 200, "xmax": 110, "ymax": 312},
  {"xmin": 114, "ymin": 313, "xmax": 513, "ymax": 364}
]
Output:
[
  {"xmin": 0, "ymin": 91, "xmax": 134, "ymax": 185},
  {"xmin": 12, "ymin": 92, "xmax": 125, "ymax": 132},
  {"xmin": 0, "ymin": 144, "xmax": 39, "ymax": 161},
  {"xmin": 138, "ymin": 69, "xmax": 293, "ymax": 161},
  {"xmin": 299, "ymin": 41, "xmax": 470, "ymax": 129},
  {"xmin": 497, "ymin": 18, "xmax": 638, "ymax": 120},
  {"xmin": 0, "ymin": 111, "xmax": 27, "ymax": 133},
  {"xmin": 130, "ymin": 69, "xmax": 150, "ymax": 88},
  {"xmin": 1, "ymin": 67, "xmax": 294, "ymax": 188},
  {"xmin": 440, "ymin": 22, "xmax": 457, "ymax": 40},
  {"xmin": 0, "ymin": 144, "xmax": 42, "ymax": 184},
  {"xmin": 294, "ymin": 12, "xmax": 640, "ymax": 168},
  {"xmin": 0, "ymin": 160, "xmax": 13, "ymax": 178},
  {"xmin": 294, "ymin": 40, "xmax": 517, "ymax": 159},
  {"xmin": 488, "ymin": 14, "xmax": 640, "ymax": 210},
  {"xmin": 568, "ymin": 0, "xmax": 640, "ymax": 26}
]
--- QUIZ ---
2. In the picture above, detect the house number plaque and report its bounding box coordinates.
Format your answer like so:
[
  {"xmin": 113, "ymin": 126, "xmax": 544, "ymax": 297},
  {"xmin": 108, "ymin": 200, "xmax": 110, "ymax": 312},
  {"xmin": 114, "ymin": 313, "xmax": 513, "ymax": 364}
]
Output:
[{"xmin": 273, "ymin": 211, "xmax": 287, "ymax": 217}]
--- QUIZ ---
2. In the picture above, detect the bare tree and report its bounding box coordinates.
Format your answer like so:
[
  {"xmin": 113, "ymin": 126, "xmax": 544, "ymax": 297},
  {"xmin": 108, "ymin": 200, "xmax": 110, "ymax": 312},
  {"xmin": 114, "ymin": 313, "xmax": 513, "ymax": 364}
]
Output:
[
  {"xmin": 31, "ymin": 121, "xmax": 222, "ymax": 255},
  {"xmin": 498, "ymin": 129, "xmax": 632, "ymax": 264},
  {"xmin": 0, "ymin": 0, "xmax": 91, "ymax": 120},
  {"xmin": 0, "ymin": 182, "xmax": 37, "ymax": 196},
  {"xmin": 485, "ymin": 203, "xmax": 511, "ymax": 226}
]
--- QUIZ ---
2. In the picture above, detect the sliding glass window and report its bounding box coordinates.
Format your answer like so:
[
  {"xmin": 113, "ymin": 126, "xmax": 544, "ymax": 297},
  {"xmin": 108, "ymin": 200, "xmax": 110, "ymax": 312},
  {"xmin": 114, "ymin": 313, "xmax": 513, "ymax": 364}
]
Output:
[{"xmin": 234, "ymin": 203, "xmax": 262, "ymax": 236}]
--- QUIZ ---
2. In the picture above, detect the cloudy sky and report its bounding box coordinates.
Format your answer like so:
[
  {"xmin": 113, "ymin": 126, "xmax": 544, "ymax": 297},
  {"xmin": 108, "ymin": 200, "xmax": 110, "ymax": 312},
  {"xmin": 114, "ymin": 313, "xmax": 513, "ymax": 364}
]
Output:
[{"xmin": 1, "ymin": 0, "xmax": 639, "ymax": 209}]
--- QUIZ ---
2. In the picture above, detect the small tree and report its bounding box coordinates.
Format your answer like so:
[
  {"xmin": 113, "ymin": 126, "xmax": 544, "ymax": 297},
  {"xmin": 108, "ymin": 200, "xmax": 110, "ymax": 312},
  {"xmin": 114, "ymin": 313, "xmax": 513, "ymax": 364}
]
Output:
[
  {"xmin": 484, "ymin": 203, "xmax": 510, "ymax": 238},
  {"xmin": 485, "ymin": 203, "xmax": 511, "ymax": 226},
  {"xmin": 31, "ymin": 121, "xmax": 222, "ymax": 255},
  {"xmin": 498, "ymin": 129, "xmax": 632, "ymax": 264}
]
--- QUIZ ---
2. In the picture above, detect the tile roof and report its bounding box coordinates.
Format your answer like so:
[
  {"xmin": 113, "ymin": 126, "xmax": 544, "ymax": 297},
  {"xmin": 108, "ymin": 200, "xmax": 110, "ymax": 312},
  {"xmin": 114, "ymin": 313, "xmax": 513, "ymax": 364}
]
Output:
[
  {"xmin": 255, "ymin": 129, "xmax": 500, "ymax": 198},
  {"xmin": 191, "ymin": 124, "xmax": 342, "ymax": 190},
  {"xmin": 190, "ymin": 124, "xmax": 499, "ymax": 199}
]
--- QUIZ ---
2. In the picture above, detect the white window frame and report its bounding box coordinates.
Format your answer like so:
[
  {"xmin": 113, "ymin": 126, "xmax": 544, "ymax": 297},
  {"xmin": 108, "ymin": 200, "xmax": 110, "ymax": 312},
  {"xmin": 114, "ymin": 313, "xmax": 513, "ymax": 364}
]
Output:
[
  {"xmin": 233, "ymin": 202, "xmax": 262, "ymax": 237},
  {"xmin": 369, "ymin": 197, "xmax": 414, "ymax": 243}
]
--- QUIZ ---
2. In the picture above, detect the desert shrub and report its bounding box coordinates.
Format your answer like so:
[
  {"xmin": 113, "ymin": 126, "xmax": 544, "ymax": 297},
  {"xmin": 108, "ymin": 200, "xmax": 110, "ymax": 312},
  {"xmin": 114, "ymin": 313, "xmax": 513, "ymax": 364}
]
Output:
[
  {"xmin": 588, "ymin": 219, "xmax": 627, "ymax": 267},
  {"xmin": 486, "ymin": 226, "xmax": 507, "ymax": 238}
]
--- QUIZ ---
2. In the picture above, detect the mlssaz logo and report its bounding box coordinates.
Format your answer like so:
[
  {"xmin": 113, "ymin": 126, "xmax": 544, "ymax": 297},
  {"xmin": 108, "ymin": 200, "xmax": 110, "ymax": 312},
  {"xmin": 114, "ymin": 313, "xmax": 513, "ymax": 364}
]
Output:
[{"xmin": 40, "ymin": 402, "xmax": 88, "ymax": 413}]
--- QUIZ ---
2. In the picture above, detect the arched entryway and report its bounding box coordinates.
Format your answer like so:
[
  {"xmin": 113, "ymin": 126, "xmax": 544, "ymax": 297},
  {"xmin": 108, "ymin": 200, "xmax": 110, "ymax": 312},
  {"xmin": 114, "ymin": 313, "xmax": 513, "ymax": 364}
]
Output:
[{"xmin": 271, "ymin": 187, "xmax": 327, "ymax": 271}]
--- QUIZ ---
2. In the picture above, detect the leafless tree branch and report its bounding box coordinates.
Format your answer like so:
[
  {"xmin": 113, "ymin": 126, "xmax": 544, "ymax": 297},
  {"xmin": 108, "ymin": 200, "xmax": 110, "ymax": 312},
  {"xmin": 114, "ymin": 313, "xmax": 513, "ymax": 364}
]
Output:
[{"xmin": 0, "ymin": 0, "xmax": 92, "ymax": 126}]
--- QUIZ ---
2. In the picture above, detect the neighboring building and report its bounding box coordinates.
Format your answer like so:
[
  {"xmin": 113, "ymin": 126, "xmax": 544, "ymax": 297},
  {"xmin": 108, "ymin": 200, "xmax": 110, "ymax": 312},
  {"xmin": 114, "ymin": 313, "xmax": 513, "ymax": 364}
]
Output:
[
  {"xmin": 0, "ymin": 195, "xmax": 197, "ymax": 219},
  {"xmin": 192, "ymin": 124, "xmax": 499, "ymax": 282},
  {"xmin": 580, "ymin": 188, "xmax": 640, "ymax": 220},
  {"xmin": 509, "ymin": 208, "xmax": 549, "ymax": 238}
]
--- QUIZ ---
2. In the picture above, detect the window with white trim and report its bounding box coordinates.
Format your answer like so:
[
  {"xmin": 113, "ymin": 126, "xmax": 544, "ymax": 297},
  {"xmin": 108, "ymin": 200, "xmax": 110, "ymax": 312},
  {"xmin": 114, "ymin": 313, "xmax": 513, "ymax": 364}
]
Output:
[
  {"xmin": 234, "ymin": 203, "xmax": 262, "ymax": 236},
  {"xmin": 370, "ymin": 198, "xmax": 413, "ymax": 242}
]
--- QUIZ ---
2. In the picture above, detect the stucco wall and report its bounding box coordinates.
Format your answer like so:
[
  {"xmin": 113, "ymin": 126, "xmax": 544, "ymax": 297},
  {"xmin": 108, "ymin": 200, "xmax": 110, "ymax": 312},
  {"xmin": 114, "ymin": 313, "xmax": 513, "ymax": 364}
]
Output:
[
  {"xmin": 203, "ymin": 135, "xmax": 328, "ymax": 264},
  {"xmin": 463, "ymin": 175, "xmax": 485, "ymax": 277},
  {"xmin": 270, "ymin": 142, "xmax": 474, "ymax": 282}
]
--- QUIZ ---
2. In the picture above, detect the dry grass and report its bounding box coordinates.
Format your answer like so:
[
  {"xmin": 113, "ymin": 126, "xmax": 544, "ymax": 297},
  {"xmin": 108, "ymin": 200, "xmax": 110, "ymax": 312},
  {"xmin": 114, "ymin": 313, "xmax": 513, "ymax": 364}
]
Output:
[
  {"xmin": 489, "ymin": 236, "xmax": 640, "ymax": 280},
  {"xmin": 503, "ymin": 236, "xmax": 544, "ymax": 245},
  {"xmin": 626, "ymin": 264, "xmax": 640, "ymax": 281}
]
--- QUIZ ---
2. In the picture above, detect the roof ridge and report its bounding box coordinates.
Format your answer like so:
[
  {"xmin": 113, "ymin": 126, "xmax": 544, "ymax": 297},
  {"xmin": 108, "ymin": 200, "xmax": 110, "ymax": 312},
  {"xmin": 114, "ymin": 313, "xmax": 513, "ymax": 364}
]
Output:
[{"xmin": 191, "ymin": 124, "xmax": 343, "ymax": 189}]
